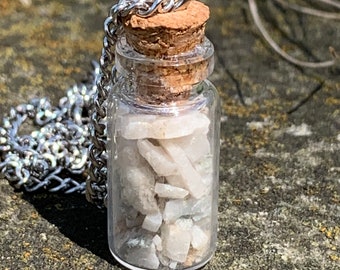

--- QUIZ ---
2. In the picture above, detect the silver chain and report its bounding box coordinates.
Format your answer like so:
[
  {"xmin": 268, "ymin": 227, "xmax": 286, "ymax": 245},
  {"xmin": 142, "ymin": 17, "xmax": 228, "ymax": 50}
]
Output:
[
  {"xmin": 0, "ymin": 62, "xmax": 99, "ymax": 194},
  {"xmin": 0, "ymin": 0, "xmax": 188, "ymax": 207}
]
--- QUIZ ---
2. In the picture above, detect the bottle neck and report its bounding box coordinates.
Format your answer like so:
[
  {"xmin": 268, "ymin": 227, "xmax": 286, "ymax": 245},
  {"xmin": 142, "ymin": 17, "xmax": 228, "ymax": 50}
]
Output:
[
  {"xmin": 115, "ymin": 36, "xmax": 214, "ymax": 105},
  {"xmin": 117, "ymin": 79, "xmax": 210, "ymax": 116}
]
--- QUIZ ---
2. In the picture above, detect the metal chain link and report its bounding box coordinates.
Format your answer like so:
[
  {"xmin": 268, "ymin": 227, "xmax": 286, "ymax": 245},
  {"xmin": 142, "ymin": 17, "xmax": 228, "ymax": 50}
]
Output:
[
  {"xmin": 0, "ymin": 0, "xmax": 189, "ymax": 207},
  {"xmin": 0, "ymin": 62, "xmax": 99, "ymax": 193}
]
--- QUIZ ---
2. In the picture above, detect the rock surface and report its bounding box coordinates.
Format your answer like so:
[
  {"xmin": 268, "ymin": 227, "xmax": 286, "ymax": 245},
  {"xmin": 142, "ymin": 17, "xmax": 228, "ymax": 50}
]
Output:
[{"xmin": 0, "ymin": 0, "xmax": 339, "ymax": 269}]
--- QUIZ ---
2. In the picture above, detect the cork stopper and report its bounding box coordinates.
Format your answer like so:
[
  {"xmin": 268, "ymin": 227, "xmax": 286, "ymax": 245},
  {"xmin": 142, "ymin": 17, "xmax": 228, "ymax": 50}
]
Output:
[
  {"xmin": 123, "ymin": 0, "xmax": 210, "ymax": 57},
  {"xmin": 117, "ymin": 0, "xmax": 212, "ymax": 104}
]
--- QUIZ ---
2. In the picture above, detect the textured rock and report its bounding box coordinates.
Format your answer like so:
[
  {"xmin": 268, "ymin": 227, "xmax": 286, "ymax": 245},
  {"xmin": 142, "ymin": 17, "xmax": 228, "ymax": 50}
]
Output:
[{"xmin": 0, "ymin": 0, "xmax": 339, "ymax": 269}]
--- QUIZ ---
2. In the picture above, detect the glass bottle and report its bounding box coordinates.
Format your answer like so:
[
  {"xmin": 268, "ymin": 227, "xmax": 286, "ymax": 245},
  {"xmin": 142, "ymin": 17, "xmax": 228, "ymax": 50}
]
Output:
[{"xmin": 107, "ymin": 35, "xmax": 220, "ymax": 270}]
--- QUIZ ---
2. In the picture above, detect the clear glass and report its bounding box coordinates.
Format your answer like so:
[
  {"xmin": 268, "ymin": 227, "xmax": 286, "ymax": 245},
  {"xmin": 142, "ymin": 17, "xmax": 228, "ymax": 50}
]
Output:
[{"xmin": 107, "ymin": 37, "xmax": 220, "ymax": 270}]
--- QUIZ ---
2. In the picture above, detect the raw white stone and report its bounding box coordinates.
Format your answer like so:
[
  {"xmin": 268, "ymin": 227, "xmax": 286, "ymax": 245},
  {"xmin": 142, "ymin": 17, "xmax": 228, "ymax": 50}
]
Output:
[
  {"xmin": 189, "ymin": 197, "xmax": 212, "ymax": 222},
  {"xmin": 161, "ymin": 221, "xmax": 192, "ymax": 263},
  {"xmin": 155, "ymin": 183, "xmax": 189, "ymax": 199},
  {"xmin": 125, "ymin": 242, "xmax": 160, "ymax": 270},
  {"xmin": 175, "ymin": 218, "xmax": 194, "ymax": 230},
  {"xmin": 194, "ymin": 217, "xmax": 212, "ymax": 231},
  {"xmin": 169, "ymin": 262, "xmax": 178, "ymax": 269},
  {"xmin": 119, "ymin": 111, "xmax": 210, "ymax": 140},
  {"xmin": 125, "ymin": 207, "xmax": 142, "ymax": 228},
  {"xmin": 142, "ymin": 212, "xmax": 163, "ymax": 232},
  {"xmin": 192, "ymin": 212, "xmax": 211, "ymax": 223},
  {"xmin": 184, "ymin": 249, "xmax": 206, "ymax": 266},
  {"xmin": 171, "ymin": 133, "xmax": 211, "ymax": 163},
  {"xmin": 191, "ymin": 225, "xmax": 209, "ymax": 251},
  {"xmin": 163, "ymin": 197, "xmax": 211, "ymax": 223},
  {"xmin": 158, "ymin": 252, "xmax": 171, "ymax": 267},
  {"xmin": 194, "ymin": 156, "xmax": 213, "ymax": 186},
  {"xmin": 152, "ymin": 234, "xmax": 163, "ymax": 251},
  {"xmin": 137, "ymin": 139, "xmax": 177, "ymax": 176},
  {"xmin": 118, "ymin": 144, "xmax": 143, "ymax": 167},
  {"xmin": 121, "ymin": 166, "xmax": 159, "ymax": 215},
  {"xmin": 160, "ymin": 140, "xmax": 206, "ymax": 198},
  {"xmin": 163, "ymin": 199, "xmax": 187, "ymax": 222},
  {"xmin": 117, "ymin": 114, "xmax": 155, "ymax": 139},
  {"xmin": 166, "ymin": 175, "xmax": 186, "ymax": 189}
]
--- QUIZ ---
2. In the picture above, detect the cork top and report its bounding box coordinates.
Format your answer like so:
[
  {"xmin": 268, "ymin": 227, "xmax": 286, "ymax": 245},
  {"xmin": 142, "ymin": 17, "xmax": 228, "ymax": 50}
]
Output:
[
  {"xmin": 117, "ymin": 0, "xmax": 213, "ymax": 104},
  {"xmin": 127, "ymin": 1, "xmax": 209, "ymax": 30},
  {"xmin": 123, "ymin": 0, "xmax": 210, "ymax": 57}
]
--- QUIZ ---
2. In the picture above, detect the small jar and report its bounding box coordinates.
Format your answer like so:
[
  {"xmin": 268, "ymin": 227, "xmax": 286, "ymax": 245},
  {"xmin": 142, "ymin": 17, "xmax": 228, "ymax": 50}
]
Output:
[{"xmin": 107, "ymin": 35, "xmax": 220, "ymax": 270}]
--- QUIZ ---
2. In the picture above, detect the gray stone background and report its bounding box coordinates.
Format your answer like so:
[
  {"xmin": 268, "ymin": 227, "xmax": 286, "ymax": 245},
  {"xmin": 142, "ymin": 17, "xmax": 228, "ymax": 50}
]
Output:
[{"xmin": 0, "ymin": 0, "xmax": 339, "ymax": 269}]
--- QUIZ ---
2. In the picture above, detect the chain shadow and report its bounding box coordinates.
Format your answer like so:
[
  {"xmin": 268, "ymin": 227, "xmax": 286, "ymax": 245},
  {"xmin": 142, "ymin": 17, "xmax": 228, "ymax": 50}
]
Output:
[{"xmin": 22, "ymin": 191, "xmax": 118, "ymax": 266}]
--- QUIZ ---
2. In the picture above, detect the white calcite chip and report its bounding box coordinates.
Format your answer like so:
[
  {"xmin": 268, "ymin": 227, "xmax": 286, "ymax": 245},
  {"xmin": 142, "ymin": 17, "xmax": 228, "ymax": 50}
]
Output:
[
  {"xmin": 125, "ymin": 207, "xmax": 143, "ymax": 228},
  {"xmin": 125, "ymin": 242, "xmax": 160, "ymax": 270},
  {"xmin": 169, "ymin": 262, "xmax": 178, "ymax": 269},
  {"xmin": 121, "ymin": 166, "xmax": 159, "ymax": 215},
  {"xmin": 157, "ymin": 253, "xmax": 179, "ymax": 269},
  {"xmin": 175, "ymin": 218, "xmax": 194, "ymax": 230},
  {"xmin": 118, "ymin": 144, "xmax": 144, "ymax": 167},
  {"xmin": 160, "ymin": 140, "xmax": 206, "ymax": 198},
  {"xmin": 155, "ymin": 183, "xmax": 189, "ymax": 199},
  {"xmin": 153, "ymin": 234, "xmax": 163, "ymax": 251},
  {"xmin": 167, "ymin": 156, "xmax": 212, "ymax": 191},
  {"xmin": 163, "ymin": 199, "xmax": 187, "ymax": 222},
  {"xmin": 166, "ymin": 175, "xmax": 186, "ymax": 189},
  {"xmin": 137, "ymin": 139, "xmax": 177, "ymax": 176},
  {"xmin": 142, "ymin": 212, "xmax": 163, "ymax": 232},
  {"xmin": 119, "ymin": 111, "xmax": 210, "ymax": 140},
  {"xmin": 171, "ymin": 133, "xmax": 211, "ymax": 163},
  {"xmin": 189, "ymin": 197, "xmax": 212, "ymax": 222},
  {"xmin": 158, "ymin": 252, "xmax": 171, "ymax": 267},
  {"xmin": 163, "ymin": 197, "xmax": 211, "ymax": 223},
  {"xmin": 191, "ymin": 225, "xmax": 209, "ymax": 251},
  {"xmin": 161, "ymin": 219, "xmax": 193, "ymax": 262},
  {"xmin": 118, "ymin": 114, "xmax": 156, "ymax": 139},
  {"xmin": 194, "ymin": 156, "xmax": 214, "ymax": 188}
]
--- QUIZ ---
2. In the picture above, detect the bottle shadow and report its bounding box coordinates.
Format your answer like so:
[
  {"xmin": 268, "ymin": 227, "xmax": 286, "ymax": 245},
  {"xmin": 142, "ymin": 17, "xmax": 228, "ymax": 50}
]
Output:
[{"xmin": 22, "ymin": 192, "xmax": 118, "ymax": 266}]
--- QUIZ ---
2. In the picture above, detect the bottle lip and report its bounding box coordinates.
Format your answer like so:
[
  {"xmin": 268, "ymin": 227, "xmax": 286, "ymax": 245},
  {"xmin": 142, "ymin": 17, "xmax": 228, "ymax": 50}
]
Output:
[{"xmin": 115, "ymin": 36, "xmax": 214, "ymax": 72}]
